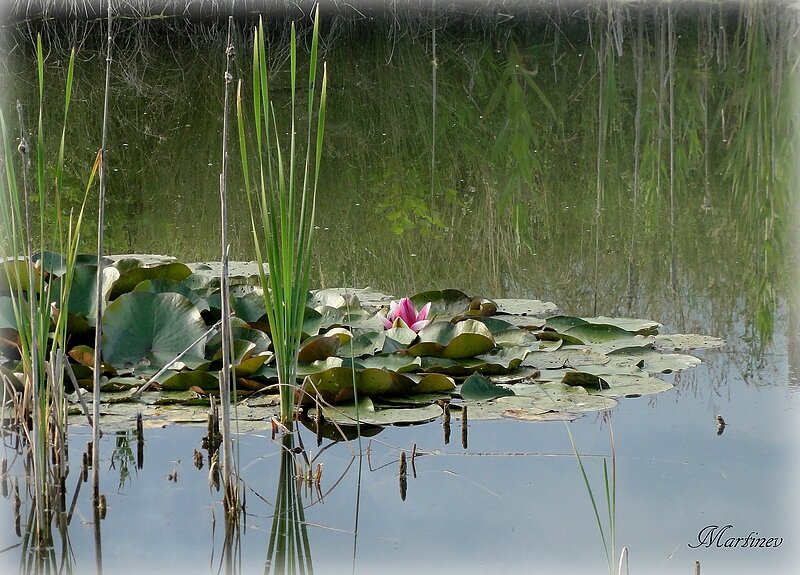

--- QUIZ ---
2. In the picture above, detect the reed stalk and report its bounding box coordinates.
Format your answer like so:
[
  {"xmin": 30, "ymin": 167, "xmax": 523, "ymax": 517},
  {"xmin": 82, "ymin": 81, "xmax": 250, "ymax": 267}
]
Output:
[
  {"xmin": 218, "ymin": 15, "xmax": 240, "ymax": 516},
  {"xmin": 237, "ymin": 5, "xmax": 328, "ymax": 426},
  {"xmin": 89, "ymin": 7, "xmax": 113, "ymax": 547},
  {"xmin": 566, "ymin": 421, "xmax": 619, "ymax": 575},
  {"xmin": 1, "ymin": 28, "xmax": 95, "ymax": 566}
]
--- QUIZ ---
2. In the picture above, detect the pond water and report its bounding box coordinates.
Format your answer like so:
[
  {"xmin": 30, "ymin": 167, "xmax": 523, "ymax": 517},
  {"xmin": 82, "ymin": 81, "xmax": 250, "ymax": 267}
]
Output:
[{"xmin": 1, "ymin": 2, "xmax": 799, "ymax": 574}]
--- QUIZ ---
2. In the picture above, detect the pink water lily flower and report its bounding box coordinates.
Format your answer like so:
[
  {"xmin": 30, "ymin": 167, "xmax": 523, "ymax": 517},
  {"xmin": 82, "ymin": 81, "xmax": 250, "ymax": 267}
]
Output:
[{"xmin": 379, "ymin": 297, "xmax": 432, "ymax": 332}]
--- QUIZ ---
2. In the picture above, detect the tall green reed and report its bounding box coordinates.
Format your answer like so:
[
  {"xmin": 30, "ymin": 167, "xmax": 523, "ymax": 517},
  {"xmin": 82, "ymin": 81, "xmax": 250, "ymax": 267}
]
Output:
[
  {"xmin": 218, "ymin": 15, "xmax": 242, "ymax": 516},
  {"xmin": 237, "ymin": 6, "xmax": 328, "ymax": 426},
  {"xmin": 565, "ymin": 421, "xmax": 624, "ymax": 575},
  {"xmin": 0, "ymin": 32, "xmax": 95, "ymax": 557}
]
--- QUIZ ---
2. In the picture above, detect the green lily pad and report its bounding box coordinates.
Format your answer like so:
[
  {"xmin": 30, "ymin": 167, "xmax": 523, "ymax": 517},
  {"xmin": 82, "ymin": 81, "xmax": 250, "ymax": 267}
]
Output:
[
  {"xmin": 473, "ymin": 345, "xmax": 529, "ymax": 370},
  {"xmin": 500, "ymin": 384, "xmax": 618, "ymax": 414},
  {"xmin": 230, "ymin": 285, "xmax": 268, "ymax": 322},
  {"xmin": 537, "ymin": 329, "xmax": 584, "ymax": 346},
  {"xmin": 606, "ymin": 347, "xmax": 701, "ymax": 374},
  {"xmin": 298, "ymin": 334, "xmax": 342, "ymax": 363},
  {"xmin": 157, "ymin": 370, "xmax": 220, "ymax": 392},
  {"xmin": 408, "ymin": 319, "xmax": 495, "ymax": 359},
  {"xmin": 499, "ymin": 315, "xmax": 547, "ymax": 329},
  {"xmin": 0, "ymin": 296, "xmax": 20, "ymax": 330},
  {"xmin": 67, "ymin": 345, "xmax": 117, "ymax": 374},
  {"xmin": 383, "ymin": 323, "xmax": 418, "ymax": 347},
  {"xmin": 587, "ymin": 316, "xmax": 661, "ymax": 335},
  {"xmin": 344, "ymin": 330, "xmax": 385, "ymax": 357},
  {"xmin": 561, "ymin": 370, "xmax": 609, "ymax": 390},
  {"xmin": 488, "ymin": 366, "xmax": 541, "ymax": 384},
  {"xmin": 592, "ymin": 374, "xmax": 674, "ymax": 398},
  {"xmin": 186, "ymin": 261, "xmax": 268, "ymax": 286},
  {"xmin": 314, "ymin": 397, "xmax": 443, "ymax": 426},
  {"xmin": 532, "ymin": 368, "xmax": 574, "ymax": 382},
  {"xmin": 235, "ymin": 353, "xmax": 272, "ymax": 377},
  {"xmin": 415, "ymin": 346, "xmax": 527, "ymax": 376},
  {"xmin": 109, "ymin": 254, "xmax": 177, "ymax": 268},
  {"xmin": 462, "ymin": 399, "xmax": 580, "ymax": 422},
  {"xmin": 297, "ymin": 356, "xmax": 346, "ymax": 376},
  {"xmin": 301, "ymin": 306, "xmax": 323, "ymax": 337},
  {"xmin": 102, "ymin": 292, "xmax": 208, "ymax": 370},
  {"xmin": 563, "ymin": 323, "xmax": 655, "ymax": 352},
  {"xmin": 315, "ymin": 287, "xmax": 394, "ymax": 309},
  {"xmin": 110, "ymin": 261, "xmax": 193, "ymax": 299},
  {"xmin": 0, "ymin": 258, "xmax": 38, "ymax": 292},
  {"xmin": 451, "ymin": 296, "xmax": 499, "ymax": 321},
  {"xmin": 522, "ymin": 348, "xmax": 609, "ymax": 370},
  {"xmin": 358, "ymin": 368, "xmax": 413, "ymax": 396},
  {"xmin": 134, "ymin": 278, "xmax": 209, "ymax": 313},
  {"xmin": 206, "ymin": 318, "xmax": 272, "ymax": 357},
  {"xmin": 47, "ymin": 264, "xmax": 119, "ymax": 326},
  {"xmin": 356, "ymin": 353, "xmax": 422, "ymax": 373},
  {"xmin": 102, "ymin": 376, "xmax": 145, "ymax": 391},
  {"xmin": 460, "ymin": 372, "xmax": 515, "ymax": 401},
  {"xmin": 410, "ymin": 289, "xmax": 472, "ymax": 320},
  {"xmin": 494, "ymin": 298, "xmax": 558, "ymax": 317},
  {"xmin": 545, "ymin": 315, "xmax": 588, "ymax": 332},
  {"xmin": 493, "ymin": 327, "xmax": 540, "ymax": 347},
  {"xmin": 207, "ymin": 339, "xmax": 256, "ymax": 368},
  {"xmin": 309, "ymin": 289, "xmax": 361, "ymax": 310},
  {"xmin": 408, "ymin": 372, "xmax": 456, "ymax": 393}
]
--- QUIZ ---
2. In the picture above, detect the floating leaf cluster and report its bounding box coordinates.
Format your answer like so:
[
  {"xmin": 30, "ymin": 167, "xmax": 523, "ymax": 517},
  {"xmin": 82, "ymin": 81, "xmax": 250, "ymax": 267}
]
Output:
[{"xmin": 0, "ymin": 254, "xmax": 724, "ymax": 432}]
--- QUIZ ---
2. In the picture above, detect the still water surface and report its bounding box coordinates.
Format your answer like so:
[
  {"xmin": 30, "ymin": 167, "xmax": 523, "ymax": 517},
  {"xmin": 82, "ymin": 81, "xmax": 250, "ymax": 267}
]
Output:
[{"xmin": 1, "ymin": 2, "xmax": 798, "ymax": 574}]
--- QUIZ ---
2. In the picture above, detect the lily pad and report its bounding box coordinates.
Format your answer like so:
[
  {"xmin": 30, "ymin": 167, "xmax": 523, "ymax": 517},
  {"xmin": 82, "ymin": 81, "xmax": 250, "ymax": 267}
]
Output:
[
  {"xmin": 561, "ymin": 370, "xmax": 609, "ymax": 390},
  {"xmin": 407, "ymin": 373, "xmax": 456, "ymax": 393},
  {"xmin": 0, "ymin": 296, "xmax": 20, "ymax": 330},
  {"xmin": 298, "ymin": 334, "xmax": 342, "ymax": 363},
  {"xmin": 410, "ymin": 289, "xmax": 472, "ymax": 319},
  {"xmin": 383, "ymin": 323, "xmax": 419, "ymax": 347},
  {"xmin": 110, "ymin": 261, "xmax": 193, "ymax": 299},
  {"xmin": 315, "ymin": 397, "xmax": 443, "ymax": 426},
  {"xmin": 315, "ymin": 287, "xmax": 394, "ymax": 309},
  {"xmin": 309, "ymin": 289, "xmax": 361, "ymax": 310},
  {"xmin": 493, "ymin": 327, "xmax": 540, "ymax": 347},
  {"xmin": 522, "ymin": 348, "xmax": 608, "ymax": 370},
  {"xmin": 563, "ymin": 323, "xmax": 655, "ymax": 352},
  {"xmin": 48, "ymin": 264, "xmax": 119, "ymax": 325},
  {"xmin": 297, "ymin": 356, "xmax": 346, "ymax": 377},
  {"xmin": 102, "ymin": 292, "xmax": 208, "ymax": 370},
  {"xmin": 186, "ymin": 261, "xmax": 268, "ymax": 286},
  {"xmin": 450, "ymin": 296, "xmax": 499, "ymax": 321},
  {"xmin": 592, "ymin": 374, "xmax": 674, "ymax": 398},
  {"xmin": 607, "ymin": 346, "xmax": 701, "ymax": 374},
  {"xmin": 494, "ymin": 298, "xmax": 558, "ymax": 317},
  {"xmin": 356, "ymin": 353, "xmax": 422, "ymax": 373},
  {"xmin": 0, "ymin": 258, "xmax": 38, "ymax": 291},
  {"xmin": 206, "ymin": 318, "xmax": 271, "ymax": 357},
  {"xmin": 134, "ymin": 278, "xmax": 209, "ymax": 313},
  {"xmin": 67, "ymin": 345, "xmax": 117, "ymax": 374},
  {"xmin": 157, "ymin": 370, "xmax": 220, "ymax": 392},
  {"xmin": 408, "ymin": 319, "xmax": 495, "ymax": 359},
  {"xmin": 499, "ymin": 384, "xmax": 618, "ymax": 414},
  {"xmin": 545, "ymin": 315, "xmax": 588, "ymax": 332},
  {"xmin": 460, "ymin": 372, "xmax": 516, "ymax": 401},
  {"xmin": 230, "ymin": 285, "xmax": 268, "ymax": 322},
  {"xmin": 345, "ymin": 330, "xmax": 385, "ymax": 357},
  {"xmin": 587, "ymin": 316, "xmax": 661, "ymax": 335}
]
